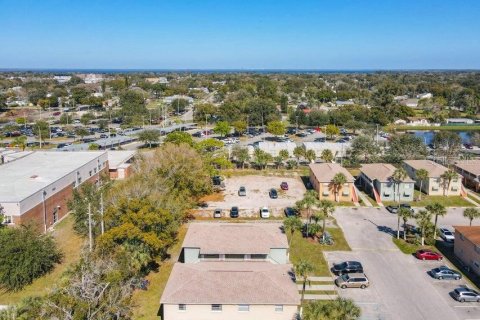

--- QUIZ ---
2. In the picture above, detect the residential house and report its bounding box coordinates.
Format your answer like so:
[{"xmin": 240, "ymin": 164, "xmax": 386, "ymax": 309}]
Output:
[
  {"xmin": 309, "ymin": 163, "xmax": 358, "ymax": 203},
  {"xmin": 454, "ymin": 226, "xmax": 480, "ymax": 277},
  {"xmin": 454, "ymin": 160, "xmax": 480, "ymax": 192},
  {"xmin": 446, "ymin": 118, "xmax": 474, "ymax": 125},
  {"xmin": 358, "ymin": 163, "xmax": 415, "ymax": 203},
  {"xmin": 160, "ymin": 223, "xmax": 300, "ymax": 320},
  {"xmin": 403, "ymin": 160, "xmax": 462, "ymax": 196}
]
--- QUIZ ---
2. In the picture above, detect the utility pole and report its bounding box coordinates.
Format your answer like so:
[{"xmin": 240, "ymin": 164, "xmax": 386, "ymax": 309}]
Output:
[
  {"xmin": 376, "ymin": 124, "xmax": 379, "ymax": 145},
  {"xmin": 88, "ymin": 203, "xmax": 93, "ymax": 252},
  {"xmin": 100, "ymin": 193, "xmax": 104, "ymax": 235}
]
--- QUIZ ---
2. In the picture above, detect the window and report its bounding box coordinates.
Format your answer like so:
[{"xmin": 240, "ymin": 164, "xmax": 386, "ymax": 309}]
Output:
[
  {"xmin": 53, "ymin": 208, "xmax": 58, "ymax": 224},
  {"xmin": 178, "ymin": 304, "xmax": 186, "ymax": 311},
  {"xmin": 250, "ymin": 254, "xmax": 267, "ymax": 260},
  {"xmin": 3, "ymin": 215, "xmax": 13, "ymax": 224},
  {"xmin": 322, "ymin": 191, "xmax": 329, "ymax": 196},
  {"xmin": 211, "ymin": 304, "xmax": 222, "ymax": 312},
  {"xmin": 405, "ymin": 184, "xmax": 410, "ymax": 189},
  {"xmin": 460, "ymin": 234, "xmax": 465, "ymax": 241},
  {"xmin": 238, "ymin": 305, "xmax": 249, "ymax": 312},
  {"xmin": 275, "ymin": 305, "xmax": 283, "ymax": 312},
  {"xmin": 432, "ymin": 187, "xmax": 438, "ymax": 191},
  {"xmin": 451, "ymin": 187, "xmax": 458, "ymax": 191},
  {"xmin": 77, "ymin": 177, "xmax": 82, "ymax": 184},
  {"xmin": 89, "ymin": 170, "xmax": 92, "ymax": 177},
  {"xmin": 225, "ymin": 254, "xmax": 245, "ymax": 260},
  {"xmin": 342, "ymin": 189, "xmax": 350, "ymax": 196},
  {"xmin": 200, "ymin": 254, "xmax": 220, "ymax": 260}
]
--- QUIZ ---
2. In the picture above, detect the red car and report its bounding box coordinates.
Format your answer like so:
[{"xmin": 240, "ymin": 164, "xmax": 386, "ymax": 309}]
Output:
[
  {"xmin": 280, "ymin": 182, "xmax": 288, "ymax": 190},
  {"xmin": 415, "ymin": 249, "xmax": 443, "ymax": 261}
]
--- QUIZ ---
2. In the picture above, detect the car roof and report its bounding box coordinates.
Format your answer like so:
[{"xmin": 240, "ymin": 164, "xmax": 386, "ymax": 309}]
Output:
[{"xmin": 348, "ymin": 273, "xmax": 367, "ymax": 277}]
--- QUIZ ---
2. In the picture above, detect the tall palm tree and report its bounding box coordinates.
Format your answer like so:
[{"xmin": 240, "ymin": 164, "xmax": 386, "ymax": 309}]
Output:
[
  {"xmin": 303, "ymin": 298, "xmax": 361, "ymax": 320},
  {"xmin": 331, "ymin": 173, "xmax": 347, "ymax": 202},
  {"xmin": 415, "ymin": 169, "xmax": 429, "ymax": 200},
  {"xmin": 416, "ymin": 209, "xmax": 433, "ymax": 246},
  {"xmin": 398, "ymin": 207, "xmax": 414, "ymax": 240},
  {"xmin": 391, "ymin": 167, "xmax": 407, "ymax": 204},
  {"xmin": 296, "ymin": 190, "xmax": 319, "ymax": 237},
  {"xmin": 283, "ymin": 216, "xmax": 303, "ymax": 250},
  {"xmin": 318, "ymin": 200, "xmax": 335, "ymax": 239},
  {"xmin": 294, "ymin": 260, "xmax": 314, "ymax": 306},
  {"xmin": 440, "ymin": 170, "xmax": 458, "ymax": 196},
  {"xmin": 463, "ymin": 208, "xmax": 480, "ymax": 226},
  {"xmin": 305, "ymin": 149, "xmax": 316, "ymax": 163},
  {"xmin": 321, "ymin": 149, "xmax": 334, "ymax": 163},
  {"xmin": 426, "ymin": 202, "xmax": 447, "ymax": 240}
]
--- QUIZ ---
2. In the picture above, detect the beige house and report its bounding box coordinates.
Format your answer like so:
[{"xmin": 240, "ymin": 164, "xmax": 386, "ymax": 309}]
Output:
[
  {"xmin": 403, "ymin": 160, "xmax": 462, "ymax": 196},
  {"xmin": 454, "ymin": 226, "xmax": 480, "ymax": 277},
  {"xmin": 160, "ymin": 223, "xmax": 300, "ymax": 320},
  {"xmin": 454, "ymin": 160, "xmax": 480, "ymax": 192},
  {"xmin": 309, "ymin": 163, "xmax": 358, "ymax": 203}
]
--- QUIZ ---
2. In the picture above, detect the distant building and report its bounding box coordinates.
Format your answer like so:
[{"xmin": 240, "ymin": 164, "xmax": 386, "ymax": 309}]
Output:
[
  {"xmin": 335, "ymin": 100, "xmax": 355, "ymax": 106},
  {"xmin": 302, "ymin": 141, "xmax": 349, "ymax": 159},
  {"xmin": 0, "ymin": 151, "xmax": 109, "ymax": 231},
  {"xmin": 309, "ymin": 163, "xmax": 358, "ymax": 203},
  {"xmin": 453, "ymin": 226, "xmax": 480, "ymax": 276},
  {"xmin": 53, "ymin": 75, "xmax": 72, "ymax": 83},
  {"xmin": 160, "ymin": 223, "xmax": 300, "ymax": 320},
  {"xmin": 256, "ymin": 141, "xmax": 296, "ymax": 157},
  {"xmin": 80, "ymin": 73, "xmax": 104, "ymax": 84},
  {"xmin": 446, "ymin": 118, "xmax": 474, "ymax": 125},
  {"xmin": 107, "ymin": 150, "xmax": 136, "ymax": 180},
  {"xmin": 394, "ymin": 95, "xmax": 409, "ymax": 101},
  {"xmin": 164, "ymin": 95, "xmax": 194, "ymax": 104},
  {"xmin": 416, "ymin": 93, "xmax": 433, "ymax": 100},
  {"xmin": 454, "ymin": 160, "xmax": 480, "ymax": 192},
  {"xmin": 400, "ymin": 98, "xmax": 419, "ymax": 108}
]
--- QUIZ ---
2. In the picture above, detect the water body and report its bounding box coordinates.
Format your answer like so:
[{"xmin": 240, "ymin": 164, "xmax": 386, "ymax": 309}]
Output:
[{"xmin": 413, "ymin": 131, "xmax": 472, "ymax": 145}]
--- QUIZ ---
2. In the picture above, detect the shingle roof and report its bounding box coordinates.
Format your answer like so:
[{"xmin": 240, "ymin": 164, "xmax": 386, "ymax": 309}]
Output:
[
  {"xmin": 183, "ymin": 223, "xmax": 288, "ymax": 254},
  {"xmin": 160, "ymin": 262, "xmax": 300, "ymax": 305},
  {"xmin": 403, "ymin": 160, "xmax": 455, "ymax": 178},
  {"xmin": 309, "ymin": 163, "xmax": 355, "ymax": 183},
  {"xmin": 454, "ymin": 226, "xmax": 480, "ymax": 246},
  {"xmin": 455, "ymin": 160, "xmax": 480, "ymax": 176},
  {"xmin": 361, "ymin": 163, "xmax": 414, "ymax": 182}
]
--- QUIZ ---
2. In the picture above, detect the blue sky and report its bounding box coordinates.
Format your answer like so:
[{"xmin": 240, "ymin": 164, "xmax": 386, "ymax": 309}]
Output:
[{"xmin": 1, "ymin": 0, "xmax": 479, "ymax": 69}]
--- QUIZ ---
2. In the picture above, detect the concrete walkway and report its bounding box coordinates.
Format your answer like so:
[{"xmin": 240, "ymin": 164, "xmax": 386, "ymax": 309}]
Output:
[
  {"xmin": 466, "ymin": 190, "xmax": 480, "ymax": 206},
  {"xmin": 356, "ymin": 190, "xmax": 373, "ymax": 207},
  {"xmin": 307, "ymin": 276, "xmax": 333, "ymax": 282},
  {"xmin": 464, "ymin": 195, "xmax": 480, "ymax": 207},
  {"xmin": 298, "ymin": 284, "xmax": 335, "ymax": 291},
  {"xmin": 303, "ymin": 294, "xmax": 338, "ymax": 300}
]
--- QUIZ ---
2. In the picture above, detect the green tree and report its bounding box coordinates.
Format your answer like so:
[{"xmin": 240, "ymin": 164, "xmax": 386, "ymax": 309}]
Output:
[
  {"xmin": 426, "ymin": 202, "xmax": 447, "ymax": 240},
  {"xmin": 75, "ymin": 127, "xmax": 90, "ymax": 140},
  {"xmin": 433, "ymin": 131, "xmax": 462, "ymax": 165},
  {"xmin": 296, "ymin": 190, "xmax": 319, "ymax": 236},
  {"xmin": 231, "ymin": 120, "xmax": 247, "ymax": 135},
  {"xmin": 213, "ymin": 121, "xmax": 231, "ymax": 137},
  {"xmin": 305, "ymin": 149, "xmax": 316, "ymax": 163},
  {"xmin": 303, "ymin": 298, "xmax": 361, "ymax": 320},
  {"xmin": 0, "ymin": 226, "xmax": 62, "ymax": 291},
  {"xmin": 331, "ymin": 173, "xmax": 347, "ymax": 202},
  {"xmin": 33, "ymin": 120, "xmax": 50, "ymax": 141},
  {"xmin": 325, "ymin": 124, "xmax": 340, "ymax": 140},
  {"xmin": 266, "ymin": 120, "xmax": 286, "ymax": 137},
  {"xmin": 392, "ymin": 167, "xmax": 407, "ymax": 238},
  {"xmin": 232, "ymin": 146, "xmax": 250, "ymax": 169},
  {"xmin": 80, "ymin": 112, "xmax": 95, "ymax": 126},
  {"xmin": 279, "ymin": 149, "xmax": 289, "ymax": 160},
  {"xmin": 12, "ymin": 135, "xmax": 27, "ymax": 151},
  {"xmin": 464, "ymin": 208, "xmax": 480, "ymax": 226},
  {"xmin": 253, "ymin": 148, "xmax": 272, "ymax": 169},
  {"xmin": 440, "ymin": 170, "xmax": 458, "ymax": 196},
  {"xmin": 280, "ymin": 94, "xmax": 288, "ymax": 113},
  {"xmin": 398, "ymin": 207, "xmax": 414, "ymax": 241},
  {"xmin": 120, "ymin": 90, "xmax": 147, "ymax": 118},
  {"xmin": 415, "ymin": 209, "xmax": 433, "ymax": 246},
  {"xmin": 350, "ymin": 135, "xmax": 380, "ymax": 163},
  {"xmin": 321, "ymin": 149, "xmax": 334, "ymax": 163},
  {"xmin": 68, "ymin": 182, "xmax": 104, "ymax": 237},
  {"xmin": 164, "ymin": 131, "xmax": 194, "ymax": 146},
  {"xmin": 138, "ymin": 129, "xmax": 160, "ymax": 148},
  {"xmin": 318, "ymin": 200, "xmax": 335, "ymax": 239},
  {"xmin": 59, "ymin": 113, "xmax": 74, "ymax": 125},
  {"xmin": 385, "ymin": 134, "xmax": 427, "ymax": 163},
  {"xmin": 293, "ymin": 145, "xmax": 306, "ymax": 164},
  {"xmin": 344, "ymin": 120, "xmax": 365, "ymax": 135},
  {"xmin": 283, "ymin": 216, "xmax": 302, "ymax": 249},
  {"xmin": 170, "ymin": 98, "xmax": 190, "ymax": 114},
  {"xmin": 97, "ymin": 119, "xmax": 108, "ymax": 131},
  {"xmin": 294, "ymin": 260, "xmax": 314, "ymax": 305},
  {"xmin": 415, "ymin": 169, "xmax": 429, "ymax": 200}
]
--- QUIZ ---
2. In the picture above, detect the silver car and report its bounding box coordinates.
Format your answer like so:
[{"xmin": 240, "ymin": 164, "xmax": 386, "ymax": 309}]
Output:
[
  {"xmin": 238, "ymin": 186, "xmax": 246, "ymax": 196},
  {"xmin": 430, "ymin": 266, "xmax": 461, "ymax": 280},
  {"xmin": 452, "ymin": 287, "xmax": 480, "ymax": 302},
  {"xmin": 335, "ymin": 273, "xmax": 369, "ymax": 289}
]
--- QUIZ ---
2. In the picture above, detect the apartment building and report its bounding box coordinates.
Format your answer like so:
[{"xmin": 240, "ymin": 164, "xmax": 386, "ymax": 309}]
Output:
[
  {"xmin": 309, "ymin": 163, "xmax": 358, "ymax": 203},
  {"xmin": 454, "ymin": 226, "xmax": 480, "ymax": 277}
]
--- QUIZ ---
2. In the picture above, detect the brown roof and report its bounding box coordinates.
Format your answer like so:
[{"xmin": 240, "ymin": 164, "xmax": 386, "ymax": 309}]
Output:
[
  {"xmin": 160, "ymin": 261, "xmax": 300, "ymax": 305},
  {"xmin": 309, "ymin": 163, "xmax": 355, "ymax": 183},
  {"xmin": 360, "ymin": 163, "xmax": 414, "ymax": 182},
  {"xmin": 403, "ymin": 160, "xmax": 456, "ymax": 178},
  {"xmin": 455, "ymin": 160, "xmax": 480, "ymax": 176},
  {"xmin": 183, "ymin": 223, "xmax": 288, "ymax": 254},
  {"xmin": 454, "ymin": 226, "xmax": 480, "ymax": 246}
]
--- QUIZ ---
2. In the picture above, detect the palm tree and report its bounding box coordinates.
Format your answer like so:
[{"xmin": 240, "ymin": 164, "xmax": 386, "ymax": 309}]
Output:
[
  {"xmin": 391, "ymin": 168, "xmax": 407, "ymax": 204},
  {"xmin": 279, "ymin": 149, "xmax": 289, "ymax": 161},
  {"xmin": 463, "ymin": 208, "xmax": 480, "ymax": 226},
  {"xmin": 440, "ymin": 170, "xmax": 458, "ymax": 196},
  {"xmin": 426, "ymin": 202, "xmax": 447, "ymax": 240},
  {"xmin": 398, "ymin": 207, "xmax": 414, "ymax": 240},
  {"xmin": 416, "ymin": 209, "xmax": 433, "ymax": 246},
  {"xmin": 293, "ymin": 146, "xmax": 306, "ymax": 164},
  {"xmin": 415, "ymin": 169, "xmax": 429, "ymax": 200},
  {"xmin": 321, "ymin": 149, "xmax": 334, "ymax": 163},
  {"xmin": 303, "ymin": 298, "xmax": 361, "ymax": 320},
  {"xmin": 283, "ymin": 216, "xmax": 303, "ymax": 250},
  {"xmin": 294, "ymin": 260, "xmax": 314, "ymax": 305},
  {"xmin": 318, "ymin": 200, "xmax": 335, "ymax": 239},
  {"xmin": 296, "ymin": 190, "xmax": 319, "ymax": 237},
  {"xmin": 331, "ymin": 173, "xmax": 347, "ymax": 202},
  {"xmin": 232, "ymin": 146, "xmax": 250, "ymax": 169},
  {"xmin": 305, "ymin": 149, "xmax": 316, "ymax": 163}
]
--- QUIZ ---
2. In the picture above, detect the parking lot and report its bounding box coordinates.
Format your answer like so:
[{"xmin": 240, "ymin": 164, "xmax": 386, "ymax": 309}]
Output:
[
  {"xmin": 325, "ymin": 207, "xmax": 480, "ymax": 320},
  {"xmin": 206, "ymin": 175, "xmax": 306, "ymax": 216}
]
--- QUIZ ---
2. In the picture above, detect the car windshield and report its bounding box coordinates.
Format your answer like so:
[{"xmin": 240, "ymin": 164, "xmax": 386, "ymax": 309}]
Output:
[
  {"xmin": 341, "ymin": 274, "xmax": 350, "ymax": 280},
  {"xmin": 336, "ymin": 262, "xmax": 347, "ymax": 269},
  {"xmin": 444, "ymin": 231, "xmax": 452, "ymax": 235}
]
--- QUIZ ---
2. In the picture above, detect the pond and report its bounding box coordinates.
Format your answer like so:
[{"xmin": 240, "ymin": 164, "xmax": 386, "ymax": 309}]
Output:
[{"xmin": 412, "ymin": 131, "xmax": 473, "ymax": 145}]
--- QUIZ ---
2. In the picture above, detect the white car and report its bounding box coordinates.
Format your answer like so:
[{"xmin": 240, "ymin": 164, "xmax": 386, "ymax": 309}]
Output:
[
  {"xmin": 260, "ymin": 207, "xmax": 270, "ymax": 219},
  {"xmin": 439, "ymin": 228, "xmax": 455, "ymax": 243}
]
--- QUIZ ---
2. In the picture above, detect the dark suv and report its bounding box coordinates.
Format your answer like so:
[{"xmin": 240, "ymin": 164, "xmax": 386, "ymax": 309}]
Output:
[
  {"xmin": 230, "ymin": 206, "xmax": 239, "ymax": 218},
  {"xmin": 332, "ymin": 261, "xmax": 364, "ymax": 275}
]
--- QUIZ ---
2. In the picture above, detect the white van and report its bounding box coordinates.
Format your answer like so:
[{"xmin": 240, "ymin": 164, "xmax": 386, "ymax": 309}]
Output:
[{"xmin": 260, "ymin": 207, "xmax": 270, "ymax": 219}]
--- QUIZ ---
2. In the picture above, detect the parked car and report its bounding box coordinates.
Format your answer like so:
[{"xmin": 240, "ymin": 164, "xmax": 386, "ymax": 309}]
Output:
[
  {"xmin": 238, "ymin": 186, "xmax": 246, "ymax": 196},
  {"xmin": 430, "ymin": 266, "xmax": 462, "ymax": 280},
  {"xmin": 452, "ymin": 287, "xmax": 480, "ymax": 302},
  {"xmin": 230, "ymin": 206, "xmax": 239, "ymax": 218},
  {"xmin": 415, "ymin": 249, "xmax": 443, "ymax": 261},
  {"xmin": 213, "ymin": 209, "xmax": 222, "ymax": 219},
  {"xmin": 439, "ymin": 228, "xmax": 455, "ymax": 243},
  {"xmin": 269, "ymin": 189, "xmax": 278, "ymax": 199},
  {"xmin": 260, "ymin": 207, "xmax": 270, "ymax": 219},
  {"xmin": 335, "ymin": 273, "xmax": 369, "ymax": 289},
  {"xmin": 332, "ymin": 261, "xmax": 364, "ymax": 275},
  {"xmin": 284, "ymin": 207, "xmax": 297, "ymax": 217},
  {"xmin": 386, "ymin": 203, "xmax": 414, "ymax": 214},
  {"xmin": 280, "ymin": 182, "xmax": 289, "ymax": 190}
]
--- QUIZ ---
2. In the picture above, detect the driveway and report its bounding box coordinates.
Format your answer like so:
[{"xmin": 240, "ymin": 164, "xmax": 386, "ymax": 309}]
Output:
[{"xmin": 324, "ymin": 207, "xmax": 480, "ymax": 320}]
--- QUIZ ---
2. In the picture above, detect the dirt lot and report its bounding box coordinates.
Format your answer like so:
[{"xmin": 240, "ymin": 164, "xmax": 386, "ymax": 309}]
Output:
[{"xmin": 205, "ymin": 175, "xmax": 307, "ymax": 217}]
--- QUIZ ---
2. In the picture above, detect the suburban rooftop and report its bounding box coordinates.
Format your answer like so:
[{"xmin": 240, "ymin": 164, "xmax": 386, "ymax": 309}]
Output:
[
  {"xmin": 454, "ymin": 160, "xmax": 480, "ymax": 176},
  {"xmin": 309, "ymin": 163, "xmax": 355, "ymax": 183},
  {"xmin": 454, "ymin": 226, "xmax": 480, "ymax": 246},
  {"xmin": 107, "ymin": 150, "xmax": 136, "ymax": 169},
  {"xmin": 0, "ymin": 151, "xmax": 107, "ymax": 202},
  {"xmin": 403, "ymin": 160, "xmax": 455, "ymax": 177},
  {"xmin": 160, "ymin": 261, "xmax": 300, "ymax": 305},
  {"xmin": 182, "ymin": 222, "xmax": 288, "ymax": 254},
  {"xmin": 361, "ymin": 163, "xmax": 414, "ymax": 182}
]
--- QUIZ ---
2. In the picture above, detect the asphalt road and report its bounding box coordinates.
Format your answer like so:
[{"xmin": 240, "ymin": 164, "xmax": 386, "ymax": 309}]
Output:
[{"xmin": 325, "ymin": 207, "xmax": 480, "ymax": 320}]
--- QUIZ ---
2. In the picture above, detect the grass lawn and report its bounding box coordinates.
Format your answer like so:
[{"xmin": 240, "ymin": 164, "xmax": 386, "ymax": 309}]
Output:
[
  {"xmin": 391, "ymin": 237, "xmax": 432, "ymax": 255},
  {"xmin": 358, "ymin": 190, "xmax": 379, "ymax": 207},
  {"xmin": 384, "ymin": 191, "xmax": 475, "ymax": 207},
  {"xmin": 0, "ymin": 215, "xmax": 84, "ymax": 305},
  {"xmin": 288, "ymin": 227, "xmax": 350, "ymax": 276},
  {"xmin": 130, "ymin": 225, "xmax": 188, "ymax": 320}
]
